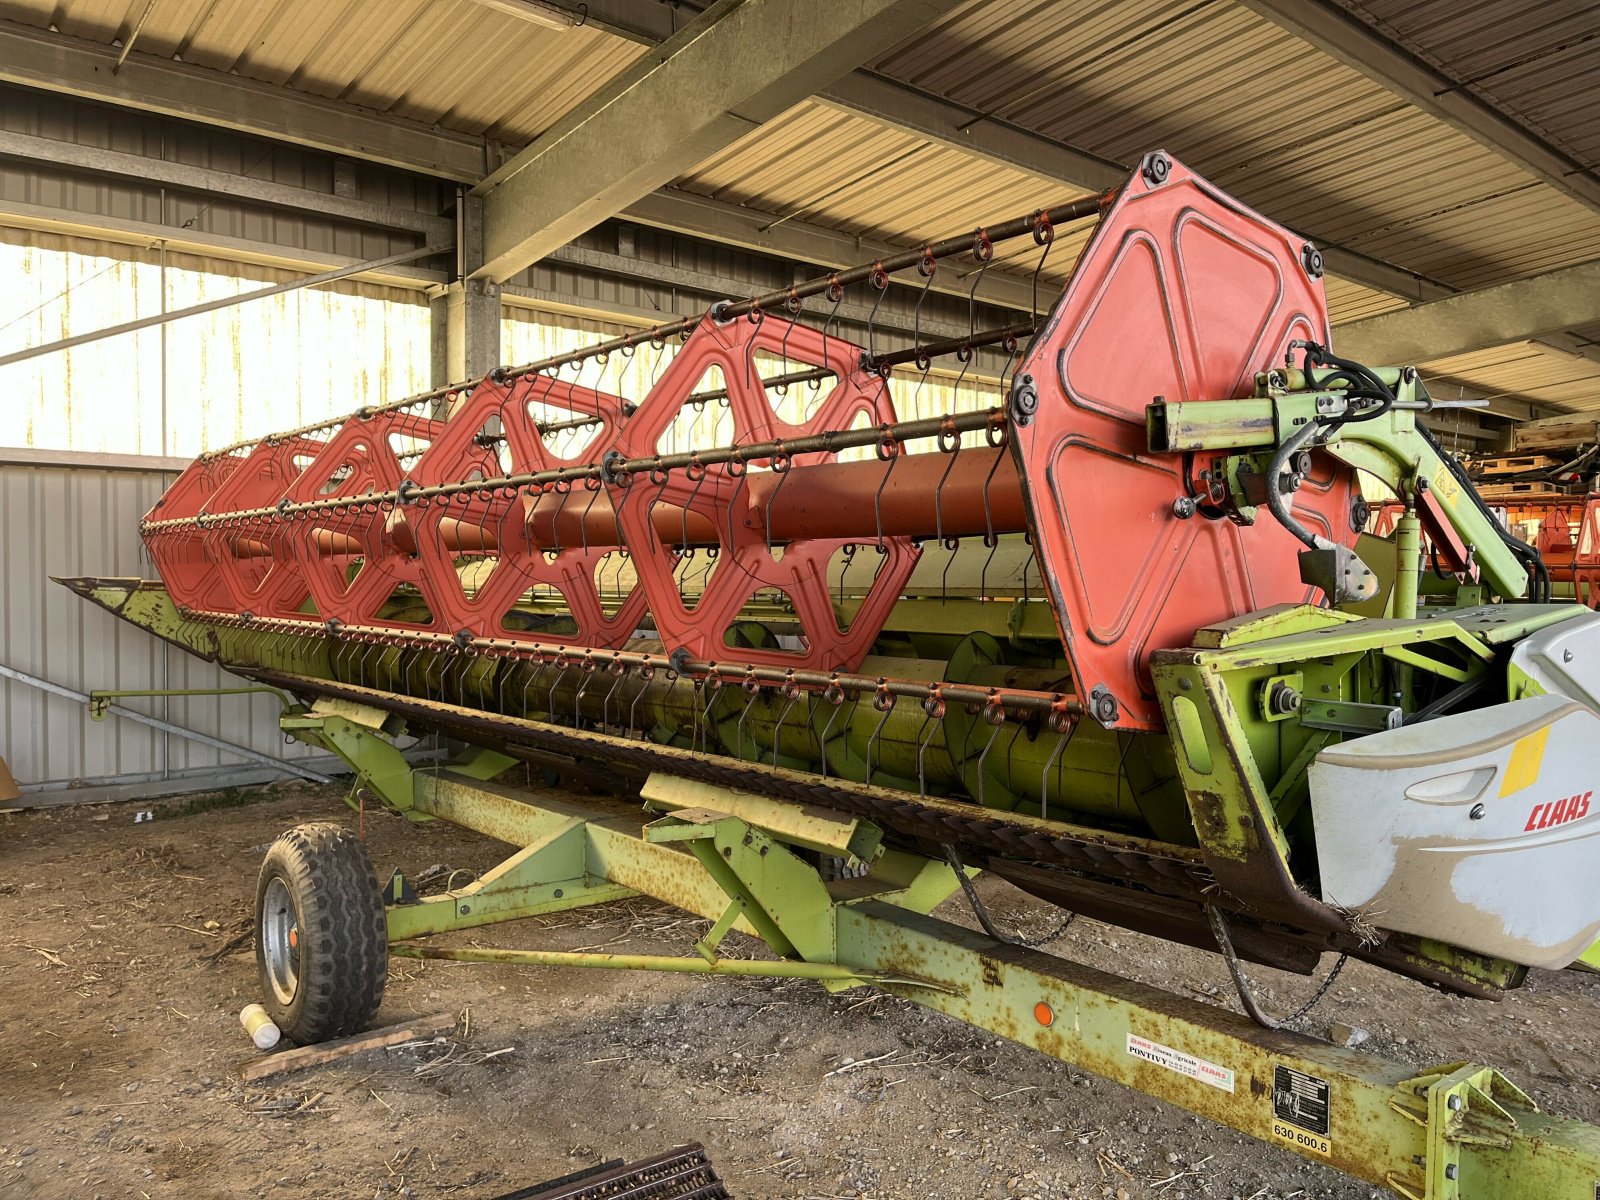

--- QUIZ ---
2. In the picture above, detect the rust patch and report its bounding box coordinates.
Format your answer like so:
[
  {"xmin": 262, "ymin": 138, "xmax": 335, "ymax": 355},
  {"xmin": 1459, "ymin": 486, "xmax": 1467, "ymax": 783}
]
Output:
[{"xmin": 980, "ymin": 956, "xmax": 1004, "ymax": 988}]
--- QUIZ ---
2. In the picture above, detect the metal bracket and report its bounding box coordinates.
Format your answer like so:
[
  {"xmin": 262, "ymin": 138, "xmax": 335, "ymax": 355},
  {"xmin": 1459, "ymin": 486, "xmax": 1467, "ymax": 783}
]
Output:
[
  {"xmin": 1299, "ymin": 699, "xmax": 1403, "ymax": 735},
  {"xmin": 281, "ymin": 708, "xmax": 418, "ymax": 813},
  {"xmin": 1386, "ymin": 1063, "xmax": 1534, "ymax": 1199}
]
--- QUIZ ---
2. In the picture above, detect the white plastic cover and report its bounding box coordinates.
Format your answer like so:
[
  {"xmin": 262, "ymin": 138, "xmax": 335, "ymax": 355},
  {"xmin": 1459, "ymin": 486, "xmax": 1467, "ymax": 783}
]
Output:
[
  {"xmin": 1309, "ymin": 692, "xmax": 1600, "ymax": 969},
  {"xmin": 1509, "ymin": 610, "xmax": 1600, "ymax": 713}
]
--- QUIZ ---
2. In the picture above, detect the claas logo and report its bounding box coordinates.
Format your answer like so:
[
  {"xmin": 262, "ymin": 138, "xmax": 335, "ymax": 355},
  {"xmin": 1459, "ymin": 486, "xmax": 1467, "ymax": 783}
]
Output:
[{"xmin": 1525, "ymin": 790, "xmax": 1593, "ymax": 832}]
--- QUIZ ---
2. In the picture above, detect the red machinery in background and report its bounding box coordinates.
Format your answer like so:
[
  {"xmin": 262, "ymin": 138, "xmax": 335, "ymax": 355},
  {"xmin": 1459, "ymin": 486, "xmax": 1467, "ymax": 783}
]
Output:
[{"xmin": 1371, "ymin": 494, "xmax": 1600, "ymax": 607}]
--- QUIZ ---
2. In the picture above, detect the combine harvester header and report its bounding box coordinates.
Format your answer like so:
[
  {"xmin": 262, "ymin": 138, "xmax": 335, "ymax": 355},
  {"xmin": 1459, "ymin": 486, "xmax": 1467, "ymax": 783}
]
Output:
[{"xmin": 65, "ymin": 152, "xmax": 1600, "ymax": 1199}]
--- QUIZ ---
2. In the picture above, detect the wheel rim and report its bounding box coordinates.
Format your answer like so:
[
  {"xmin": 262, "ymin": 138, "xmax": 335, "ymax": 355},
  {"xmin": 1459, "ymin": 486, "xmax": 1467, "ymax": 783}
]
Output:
[{"xmin": 261, "ymin": 876, "xmax": 300, "ymax": 1006}]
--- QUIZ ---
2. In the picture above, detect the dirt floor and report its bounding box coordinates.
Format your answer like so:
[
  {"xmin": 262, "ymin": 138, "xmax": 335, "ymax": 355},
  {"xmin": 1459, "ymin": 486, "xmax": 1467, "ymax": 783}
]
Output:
[{"xmin": 3, "ymin": 783, "xmax": 1600, "ymax": 1200}]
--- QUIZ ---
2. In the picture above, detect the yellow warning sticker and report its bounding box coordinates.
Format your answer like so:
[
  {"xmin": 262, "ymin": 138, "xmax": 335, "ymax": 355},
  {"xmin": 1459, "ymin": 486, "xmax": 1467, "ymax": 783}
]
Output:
[
  {"xmin": 1499, "ymin": 724, "xmax": 1552, "ymax": 797},
  {"xmin": 1431, "ymin": 462, "xmax": 1462, "ymax": 506}
]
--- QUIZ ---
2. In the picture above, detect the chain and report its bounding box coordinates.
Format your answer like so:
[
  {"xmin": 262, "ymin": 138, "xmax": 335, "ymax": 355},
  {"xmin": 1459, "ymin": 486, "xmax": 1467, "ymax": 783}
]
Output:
[
  {"xmin": 1205, "ymin": 904, "xmax": 1348, "ymax": 1031},
  {"xmin": 941, "ymin": 842, "xmax": 1075, "ymax": 949}
]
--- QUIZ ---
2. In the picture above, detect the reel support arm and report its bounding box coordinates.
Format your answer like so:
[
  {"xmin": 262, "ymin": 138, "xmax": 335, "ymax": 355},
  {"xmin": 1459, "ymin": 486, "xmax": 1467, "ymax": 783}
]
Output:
[{"xmin": 1148, "ymin": 369, "xmax": 1530, "ymax": 605}]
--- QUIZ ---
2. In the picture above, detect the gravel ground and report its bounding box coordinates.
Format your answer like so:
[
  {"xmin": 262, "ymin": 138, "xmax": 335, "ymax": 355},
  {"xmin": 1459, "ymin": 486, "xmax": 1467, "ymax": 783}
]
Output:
[{"xmin": 2, "ymin": 781, "xmax": 1598, "ymax": 1200}]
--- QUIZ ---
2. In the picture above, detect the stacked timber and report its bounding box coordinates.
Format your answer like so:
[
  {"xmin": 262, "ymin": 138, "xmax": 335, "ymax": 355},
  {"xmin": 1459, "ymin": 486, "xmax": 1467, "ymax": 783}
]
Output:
[
  {"xmin": 1468, "ymin": 419, "xmax": 1600, "ymax": 500},
  {"xmin": 1509, "ymin": 414, "xmax": 1600, "ymax": 454}
]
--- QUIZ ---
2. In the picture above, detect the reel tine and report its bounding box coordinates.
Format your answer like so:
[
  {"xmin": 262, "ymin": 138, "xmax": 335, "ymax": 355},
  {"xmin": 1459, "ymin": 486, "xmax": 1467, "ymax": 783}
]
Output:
[
  {"xmin": 692, "ymin": 676, "xmax": 709, "ymax": 755},
  {"xmin": 979, "ymin": 438, "xmax": 1009, "ymax": 600},
  {"xmin": 549, "ymin": 663, "xmax": 571, "ymax": 723},
  {"xmin": 601, "ymin": 660, "xmax": 624, "ymax": 732},
  {"xmin": 771, "ymin": 685, "xmax": 797, "ymax": 767},
  {"xmin": 574, "ymin": 660, "xmax": 592, "ymax": 725},
  {"xmin": 914, "ymin": 707, "xmax": 938, "ymax": 797},
  {"xmin": 628, "ymin": 668, "xmax": 645, "ymax": 738},
  {"xmin": 736, "ymin": 681, "xmax": 756, "ymax": 760},
  {"xmin": 871, "ymin": 426, "xmax": 901, "ymax": 553},
  {"xmin": 865, "ymin": 685, "xmax": 894, "ymax": 787},
  {"xmin": 941, "ymin": 535, "xmax": 961, "ymax": 603},
  {"xmin": 933, "ymin": 418, "xmax": 962, "ymax": 572},
  {"xmin": 815, "ymin": 690, "xmax": 840, "ymax": 779},
  {"xmin": 836, "ymin": 543, "xmax": 855, "ymax": 609},
  {"xmin": 1035, "ymin": 719, "xmax": 1075, "ymax": 822},
  {"xmin": 743, "ymin": 306, "xmax": 763, "ymax": 394},
  {"xmin": 975, "ymin": 703, "xmax": 1004, "ymax": 808}
]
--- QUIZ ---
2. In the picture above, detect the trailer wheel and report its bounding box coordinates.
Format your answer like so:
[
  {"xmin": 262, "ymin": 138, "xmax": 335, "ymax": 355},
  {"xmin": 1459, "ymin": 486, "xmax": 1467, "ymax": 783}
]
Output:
[{"xmin": 255, "ymin": 822, "xmax": 387, "ymax": 1044}]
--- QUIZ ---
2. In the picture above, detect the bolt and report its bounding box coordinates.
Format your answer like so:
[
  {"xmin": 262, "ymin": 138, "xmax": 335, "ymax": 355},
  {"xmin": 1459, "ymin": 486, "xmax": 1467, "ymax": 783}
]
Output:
[
  {"xmin": 1267, "ymin": 682, "xmax": 1301, "ymax": 716},
  {"xmin": 1301, "ymin": 243, "xmax": 1325, "ymax": 278},
  {"xmin": 1445, "ymin": 1164, "xmax": 1458, "ymax": 1180},
  {"xmin": 1011, "ymin": 374, "xmax": 1039, "ymax": 426},
  {"xmin": 553, "ymin": 888, "xmax": 564, "ymax": 898},
  {"xmin": 1172, "ymin": 496, "xmax": 1197, "ymax": 519},
  {"xmin": 1141, "ymin": 152, "xmax": 1171, "ymax": 186},
  {"xmin": 1469, "ymin": 803, "xmax": 1485, "ymax": 820},
  {"xmin": 1089, "ymin": 685, "xmax": 1119, "ymax": 725},
  {"xmin": 1447, "ymin": 1095, "xmax": 1463, "ymax": 1111},
  {"xmin": 459, "ymin": 904, "xmax": 471, "ymax": 915}
]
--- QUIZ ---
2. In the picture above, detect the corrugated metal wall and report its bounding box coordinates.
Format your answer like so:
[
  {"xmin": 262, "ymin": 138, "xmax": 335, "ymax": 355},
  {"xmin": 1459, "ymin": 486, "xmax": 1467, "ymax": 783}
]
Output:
[
  {"xmin": 0, "ymin": 229, "xmax": 432, "ymax": 799},
  {"xmin": 0, "ymin": 86, "xmax": 447, "ymax": 266},
  {"xmin": 0, "ymin": 459, "xmax": 324, "ymax": 799}
]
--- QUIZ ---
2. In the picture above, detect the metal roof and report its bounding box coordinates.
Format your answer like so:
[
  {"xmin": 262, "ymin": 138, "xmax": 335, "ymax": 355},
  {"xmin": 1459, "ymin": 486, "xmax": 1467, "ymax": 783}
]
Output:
[
  {"xmin": 1328, "ymin": 0, "xmax": 1600, "ymax": 176},
  {"xmin": 863, "ymin": 0, "xmax": 1600, "ymax": 292},
  {"xmin": 9, "ymin": 0, "xmax": 645, "ymax": 145},
  {"xmin": 1, "ymin": 0, "xmax": 1596, "ymax": 409},
  {"xmin": 1419, "ymin": 336, "xmax": 1600, "ymax": 415}
]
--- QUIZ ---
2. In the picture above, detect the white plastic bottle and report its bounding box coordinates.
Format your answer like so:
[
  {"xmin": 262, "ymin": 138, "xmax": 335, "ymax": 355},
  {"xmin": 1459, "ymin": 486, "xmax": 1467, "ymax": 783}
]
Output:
[{"xmin": 239, "ymin": 1003, "xmax": 282, "ymax": 1050}]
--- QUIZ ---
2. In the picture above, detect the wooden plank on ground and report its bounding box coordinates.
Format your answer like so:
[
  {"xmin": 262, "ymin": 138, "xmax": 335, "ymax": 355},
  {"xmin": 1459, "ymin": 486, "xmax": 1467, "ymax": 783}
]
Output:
[{"xmin": 237, "ymin": 1012, "xmax": 455, "ymax": 1082}]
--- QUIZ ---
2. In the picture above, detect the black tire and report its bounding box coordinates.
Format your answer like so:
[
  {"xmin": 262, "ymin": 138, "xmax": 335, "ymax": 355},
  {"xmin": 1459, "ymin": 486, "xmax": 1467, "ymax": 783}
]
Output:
[{"xmin": 254, "ymin": 822, "xmax": 388, "ymax": 1044}]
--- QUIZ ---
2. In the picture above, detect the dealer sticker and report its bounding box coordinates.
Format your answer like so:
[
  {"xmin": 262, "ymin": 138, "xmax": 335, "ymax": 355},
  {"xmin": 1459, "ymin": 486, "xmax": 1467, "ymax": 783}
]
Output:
[
  {"xmin": 1125, "ymin": 1033, "xmax": 1234, "ymax": 1092},
  {"xmin": 1272, "ymin": 1065, "xmax": 1331, "ymax": 1156}
]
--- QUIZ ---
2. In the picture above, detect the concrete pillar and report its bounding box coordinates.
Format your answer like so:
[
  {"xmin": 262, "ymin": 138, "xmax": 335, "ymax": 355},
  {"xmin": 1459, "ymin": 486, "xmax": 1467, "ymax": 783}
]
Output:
[
  {"xmin": 430, "ymin": 191, "xmax": 501, "ymax": 389},
  {"xmin": 429, "ymin": 279, "xmax": 501, "ymax": 387}
]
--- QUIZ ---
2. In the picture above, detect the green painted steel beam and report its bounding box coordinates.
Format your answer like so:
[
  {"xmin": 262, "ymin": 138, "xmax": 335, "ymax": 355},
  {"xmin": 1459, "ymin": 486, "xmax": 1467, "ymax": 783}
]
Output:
[
  {"xmin": 838, "ymin": 902, "xmax": 1600, "ymax": 1198},
  {"xmin": 389, "ymin": 942, "xmax": 942, "ymax": 988},
  {"xmin": 282, "ymin": 709, "xmax": 417, "ymax": 813},
  {"xmin": 385, "ymin": 816, "xmax": 637, "ymax": 941},
  {"xmin": 364, "ymin": 753, "xmax": 1600, "ymax": 1199}
]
